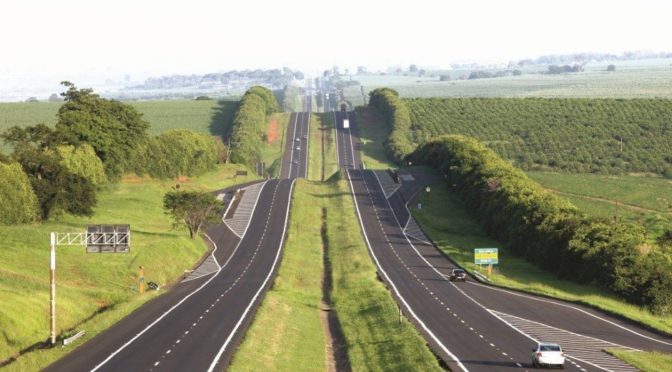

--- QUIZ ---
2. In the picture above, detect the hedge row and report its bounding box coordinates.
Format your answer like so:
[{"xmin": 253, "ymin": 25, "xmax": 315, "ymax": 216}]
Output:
[
  {"xmin": 410, "ymin": 135, "xmax": 672, "ymax": 313},
  {"xmin": 367, "ymin": 88, "xmax": 415, "ymax": 162},
  {"xmin": 230, "ymin": 86, "xmax": 278, "ymax": 165},
  {"xmin": 133, "ymin": 130, "xmax": 219, "ymax": 179}
]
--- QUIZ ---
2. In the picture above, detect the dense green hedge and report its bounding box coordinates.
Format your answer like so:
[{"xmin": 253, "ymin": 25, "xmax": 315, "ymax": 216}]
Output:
[
  {"xmin": 54, "ymin": 144, "xmax": 107, "ymax": 187},
  {"xmin": 368, "ymin": 88, "xmax": 415, "ymax": 162},
  {"xmin": 0, "ymin": 162, "xmax": 38, "ymax": 224},
  {"xmin": 405, "ymin": 97, "xmax": 672, "ymax": 176},
  {"xmin": 134, "ymin": 130, "xmax": 218, "ymax": 179},
  {"xmin": 230, "ymin": 86, "xmax": 278, "ymax": 165},
  {"xmin": 410, "ymin": 135, "xmax": 672, "ymax": 313}
]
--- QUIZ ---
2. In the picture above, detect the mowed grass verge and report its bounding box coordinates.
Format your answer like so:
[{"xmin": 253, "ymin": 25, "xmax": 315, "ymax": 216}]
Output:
[
  {"xmin": 0, "ymin": 164, "xmax": 258, "ymax": 371},
  {"xmin": 308, "ymin": 113, "xmax": 338, "ymax": 182},
  {"xmin": 355, "ymin": 107, "xmax": 397, "ymax": 170},
  {"xmin": 229, "ymin": 178, "xmax": 442, "ymax": 371},
  {"xmin": 607, "ymin": 349, "xmax": 672, "ymax": 372},
  {"xmin": 411, "ymin": 184, "xmax": 672, "ymax": 335}
]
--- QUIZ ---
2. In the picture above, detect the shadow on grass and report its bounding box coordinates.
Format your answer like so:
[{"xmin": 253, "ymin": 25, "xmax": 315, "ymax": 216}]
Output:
[{"xmin": 353, "ymin": 107, "xmax": 396, "ymax": 169}]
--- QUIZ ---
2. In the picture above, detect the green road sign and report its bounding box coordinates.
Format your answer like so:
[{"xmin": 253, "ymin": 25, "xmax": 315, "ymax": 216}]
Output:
[{"xmin": 474, "ymin": 248, "xmax": 498, "ymax": 265}]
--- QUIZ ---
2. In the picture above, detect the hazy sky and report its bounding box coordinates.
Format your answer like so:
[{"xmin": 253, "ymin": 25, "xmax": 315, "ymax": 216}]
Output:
[{"xmin": 1, "ymin": 0, "xmax": 671, "ymax": 77}]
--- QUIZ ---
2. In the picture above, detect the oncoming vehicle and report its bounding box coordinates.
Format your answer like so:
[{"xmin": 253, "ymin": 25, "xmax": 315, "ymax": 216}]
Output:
[
  {"xmin": 449, "ymin": 268, "xmax": 467, "ymax": 281},
  {"xmin": 295, "ymin": 146, "xmax": 301, "ymax": 151},
  {"xmin": 531, "ymin": 342, "xmax": 565, "ymax": 368},
  {"xmin": 295, "ymin": 137, "xmax": 300, "ymax": 142}
]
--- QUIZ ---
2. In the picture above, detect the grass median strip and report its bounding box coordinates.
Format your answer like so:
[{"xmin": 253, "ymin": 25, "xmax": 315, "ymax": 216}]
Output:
[
  {"xmin": 607, "ymin": 349, "xmax": 672, "ymax": 372},
  {"xmin": 229, "ymin": 177, "xmax": 442, "ymax": 371}
]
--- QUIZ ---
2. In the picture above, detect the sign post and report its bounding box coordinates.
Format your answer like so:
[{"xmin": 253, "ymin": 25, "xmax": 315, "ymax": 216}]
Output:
[
  {"xmin": 474, "ymin": 248, "xmax": 498, "ymax": 276},
  {"xmin": 48, "ymin": 225, "xmax": 130, "ymax": 345}
]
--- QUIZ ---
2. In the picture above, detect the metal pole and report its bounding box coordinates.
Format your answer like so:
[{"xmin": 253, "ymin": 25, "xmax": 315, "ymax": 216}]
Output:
[{"xmin": 50, "ymin": 232, "xmax": 56, "ymax": 345}]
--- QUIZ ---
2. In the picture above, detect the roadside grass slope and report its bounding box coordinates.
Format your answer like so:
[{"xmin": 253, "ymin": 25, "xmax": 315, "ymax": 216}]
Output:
[
  {"xmin": 411, "ymin": 184, "xmax": 672, "ymax": 334},
  {"xmin": 0, "ymin": 164, "xmax": 257, "ymax": 371}
]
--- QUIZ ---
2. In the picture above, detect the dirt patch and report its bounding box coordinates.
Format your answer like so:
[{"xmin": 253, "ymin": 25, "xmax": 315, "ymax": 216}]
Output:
[
  {"xmin": 267, "ymin": 118, "xmax": 280, "ymax": 144},
  {"xmin": 176, "ymin": 176, "xmax": 191, "ymax": 183}
]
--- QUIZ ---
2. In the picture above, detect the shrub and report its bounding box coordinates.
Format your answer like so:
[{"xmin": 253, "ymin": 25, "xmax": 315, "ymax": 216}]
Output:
[{"xmin": 0, "ymin": 162, "xmax": 39, "ymax": 224}]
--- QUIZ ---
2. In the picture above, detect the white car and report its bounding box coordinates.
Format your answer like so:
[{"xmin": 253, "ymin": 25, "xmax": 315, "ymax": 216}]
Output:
[
  {"xmin": 295, "ymin": 146, "xmax": 301, "ymax": 151},
  {"xmin": 531, "ymin": 342, "xmax": 565, "ymax": 368},
  {"xmin": 295, "ymin": 137, "xmax": 300, "ymax": 142}
]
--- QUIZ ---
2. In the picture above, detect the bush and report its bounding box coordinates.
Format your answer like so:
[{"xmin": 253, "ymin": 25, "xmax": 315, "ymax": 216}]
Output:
[
  {"xmin": 229, "ymin": 86, "xmax": 278, "ymax": 165},
  {"xmin": 368, "ymin": 88, "xmax": 415, "ymax": 163},
  {"xmin": 54, "ymin": 144, "xmax": 107, "ymax": 187},
  {"xmin": 135, "ymin": 130, "xmax": 218, "ymax": 179},
  {"xmin": 0, "ymin": 162, "xmax": 39, "ymax": 224}
]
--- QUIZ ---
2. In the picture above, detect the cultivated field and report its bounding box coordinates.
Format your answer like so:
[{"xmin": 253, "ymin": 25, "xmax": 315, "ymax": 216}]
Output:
[
  {"xmin": 405, "ymin": 97, "xmax": 672, "ymax": 175},
  {"xmin": 0, "ymin": 100, "xmax": 237, "ymax": 154},
  {"xmin": 351, "ymin": 59, "xmax": 672, "ymax": 100},
  {"xmin": 528, "ymin": 172, "xmax": 672, "ymax": 239}
]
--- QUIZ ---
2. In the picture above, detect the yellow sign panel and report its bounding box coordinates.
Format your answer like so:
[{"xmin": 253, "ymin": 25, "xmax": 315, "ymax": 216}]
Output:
[{"xmin": 474, "ymin": 248, "xmax": 498, "ymax": 264}]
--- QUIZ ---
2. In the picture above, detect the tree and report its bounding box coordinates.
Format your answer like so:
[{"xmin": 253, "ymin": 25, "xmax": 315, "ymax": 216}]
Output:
[
  {"xmin": 439, "ymin": 74, "xmax": 451, "ymax": 81},
  {"xmin": 409, "ymin": 64, "xmax": 419, "ymax": 73},
  {"xmin": 0, "ymin": 162, "xmax": 39, "ymax": 224},
  {"xmin": 607, "ymin": 64, "xmax": 616, "ymax": 72},
  {"xmin": 56, "ymin": 81, "xmax": 150, "ymax": 181},
  {"xmin": 48, "ymin": 93, "xmax": 62, "ymax": 102},
  {"xmin": 164, "ymin": 188, "xmax": 223, "ymax": 239}
]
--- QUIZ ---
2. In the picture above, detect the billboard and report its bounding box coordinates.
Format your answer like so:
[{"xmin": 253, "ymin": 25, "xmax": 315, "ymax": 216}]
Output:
[{"xmin": 474, "ymin": 248, "xmax": 498, "ymax": 265}]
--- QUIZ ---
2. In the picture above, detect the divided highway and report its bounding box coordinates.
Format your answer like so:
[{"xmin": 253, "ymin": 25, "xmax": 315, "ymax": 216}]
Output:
[
  {"xmin": 46, "ymin": 179, "xmax": 296, "ymax": 372},
  {"xmin": 335, "ymin": 112, "xmax": 672, "ymax": 371},
  {"xmin": 279, "ymin": 108, "xmax": 311, "ymax": 179}
]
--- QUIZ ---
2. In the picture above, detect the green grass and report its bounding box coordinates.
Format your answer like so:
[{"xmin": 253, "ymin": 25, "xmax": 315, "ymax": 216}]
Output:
[
  {"xmin": 228, "ymin": 179, "xmax": 326, "ymax": 371},
  {"xmin": 229, "ymin": 178, "xmax": 442, "ymax": 371},
  {"xmin": 308, "ymin": 113, "xmax": 338, "ymax": 182},
  {"xmin": 411, "ymin": 184, "xmax": 672, "ymax": 335},
  {"xmin": 0, "ymin": 100, "xmax": 238, "ymax": 154},
  {"xmin": 0, "ymin": 164, "xmax": 258, "ymax": 370},
  {"xmin": 326, "ymin": 177, "xmax": 442, "ymax": 371},
  {"xmin": 527, "ymin": 172, "xmax": 672, "ymax": 239},
  {"xmin": 354, "ymin": 107, "xmax": 397, "ymax": 170},
  {"xmin": 608, "ymin": 349, "xmax": 672, "ymax": 372}
]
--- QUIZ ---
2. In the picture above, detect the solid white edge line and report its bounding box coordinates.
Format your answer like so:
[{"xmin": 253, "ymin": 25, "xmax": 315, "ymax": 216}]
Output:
[
  {"xmin": 466, "ymin": 281, "xmax": 672, "ymax": 347},
  {"xmin": 346, "ymin": 113, "xmax": 357, "ymax": 169},
  {"xmin": 288, "ymin": 112, "xmax": 299, "ymax": 178},
  {"xmin": 207, "ymin": 179, "xmax": 296, "ymax": 372},
  {"xmin": 90, "ymin": 181, "xmax": 269, "ymax": 372},
  {"xmin": 204, "ymin": 233, "xmax": 220, "ymax": 269},
  {"xmin": 221, "ymin": 193, "xmax": 237, "ymax": 223},
  {"xmin": 346, "ymin": 169, "xmax": 468, "ymax": 372}
]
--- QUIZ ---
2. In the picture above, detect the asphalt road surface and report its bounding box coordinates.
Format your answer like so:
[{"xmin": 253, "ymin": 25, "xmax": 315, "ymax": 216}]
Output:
[
  {"xmin": 46, "ymin": 179, "xmax": 296, "ymax": 372},
  {"xmin": 279, "ymin": 110, "xmax": 310, "ymax": 179},
  {"xmin": 336, "ymin": 112, "xmax": 672, "ymax": 371}
]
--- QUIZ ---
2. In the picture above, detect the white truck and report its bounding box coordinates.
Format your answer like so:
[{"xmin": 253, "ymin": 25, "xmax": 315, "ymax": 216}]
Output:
[{"xmin": 343, "ymin": 118, "xmax": 350, "ymax": 129}]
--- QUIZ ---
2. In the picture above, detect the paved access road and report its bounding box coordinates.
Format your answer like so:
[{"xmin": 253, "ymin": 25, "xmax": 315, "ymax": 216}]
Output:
[
  {"xmin": 46, "ymin": 179, "xmax": 296, "ymax": 372},
  {"xmin": 336, "ymin": 112, "xmax": 672, "ymax": 371},
  {"xmin": 279, "ymin": 110, "xmax": 310, "ymax": 179}
]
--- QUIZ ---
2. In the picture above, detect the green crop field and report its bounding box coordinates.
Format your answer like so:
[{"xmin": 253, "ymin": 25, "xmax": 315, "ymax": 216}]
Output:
[
  {"xmin": 352, "ymin": 59, "xmax": 672, "ymax": 99},
  {"xmin": 527, "ymin": 172, "xmax": 672, "ymax": 239},
  {"xmin": 0, "ymin": 164, "xmax": 257, "ymax": 371},
  {"xmin": 0, "ymin": 100, "xmax": 238, "ymax": 154},
  {"xmin": 405, "ymin": 97, "xmax": 672, "ymax": 175}
]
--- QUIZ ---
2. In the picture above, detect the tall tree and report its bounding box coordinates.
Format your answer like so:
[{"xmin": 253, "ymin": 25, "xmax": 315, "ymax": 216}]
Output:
[{"xmin": 56, "ymin": 81, "xmax": 150, "ymax": 181}]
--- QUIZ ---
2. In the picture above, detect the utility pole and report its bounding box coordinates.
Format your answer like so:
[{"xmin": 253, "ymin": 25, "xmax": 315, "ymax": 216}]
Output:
[{"xmin": 49, "ymin": 232, "xmax": 56, "ymax": 345}]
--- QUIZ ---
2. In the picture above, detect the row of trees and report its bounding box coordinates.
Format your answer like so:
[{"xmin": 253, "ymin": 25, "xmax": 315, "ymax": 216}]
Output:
[
  {"xmin": 229, "ymin": 86, "xmax": 278, "ymax": 165},
  {"xmin": 367, "ymin": 88, "xmax": 415, "ymax": 162},
  {"xmin": 0, "ymin": 82, "xmax": 222, "ymax": 223},
  {"xmin": 406, "ymin": 97, "xmax": 672, "ymax": 176},
  {"xmin": 410, "ymin": 135, "xmax": 672, "ymax": 314}
]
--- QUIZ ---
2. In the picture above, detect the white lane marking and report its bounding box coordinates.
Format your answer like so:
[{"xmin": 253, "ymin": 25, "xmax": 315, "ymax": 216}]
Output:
[
  {"xmin": 207, "ymin": 179, "xmax": 296, "ymax": 372},
  {"xmin": 287, "ymin": 112, "xmax": 299, "ymax": 178},
  {"xmin": 345, "ymin": 169, "xmax": 468, "ymax": 372},
  {"xmin": 203, "ymin": 233, "xmax": 221, "ymax": 269},
  {"xmin": 465, "ymin": 280, "xmax": 672, "ymax": 347},
  {"xmin": 221, "ymin": 192, "xmax": 236, "ymax": 223},
  {"xmin": 91, "ymin": 182, "xmax": 269, "ymax": 371}
]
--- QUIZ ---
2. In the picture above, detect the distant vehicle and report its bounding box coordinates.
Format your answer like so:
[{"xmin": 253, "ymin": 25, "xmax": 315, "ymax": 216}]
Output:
[
  {"xmin": 295, "ymin": 137, "xmax": 301, "ymax": 142},
  {"xmin": 449, "ymin": 268, "xmax": 467, "ymax": 282},
  {"xmin": 292, "ymin": 160, "xmax": 299, "ymax": 165},
  {"xmin": 343, "ymin": 118, "xmax": 350, "ymax": 129},
  {"xmin": 295, "ymin": 146, "xmax": 301, "ymax": 151},
  {"xmin": 302, "ymin": 134, "xmax": 308, "ymax": 139},
  {"xmin": 340, "ymin": 103, "xmax": 347, "ymax": 112},
  {"xmin": 531, "ymin": 342, "xmax": 565, "ymax": 368}
]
